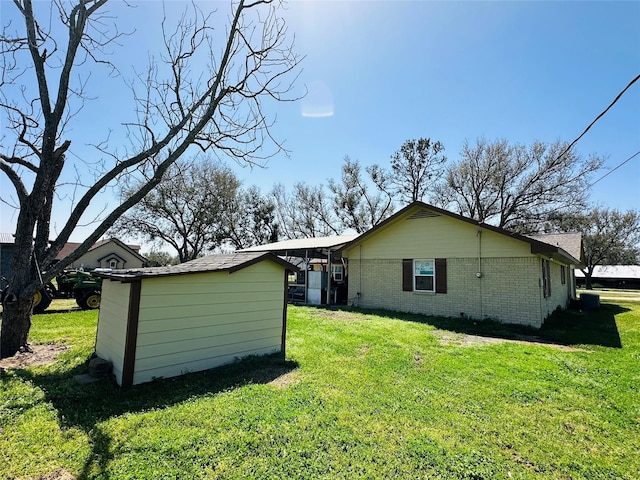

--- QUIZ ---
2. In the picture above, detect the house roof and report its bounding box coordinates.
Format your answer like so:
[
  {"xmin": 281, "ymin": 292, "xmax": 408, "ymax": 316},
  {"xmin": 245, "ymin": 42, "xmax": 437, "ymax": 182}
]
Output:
[
  {"xmin": 94, "ymin": 251, "xmax": 298, "ymax": 282},
  {"xmin": 342, "ymin": 201, "xmax": 583, "ymax": 266},
  {"xmin": 56, "ymin": 237, "xmax": 146, "ymax": 262},
  {"xmin": 527, "ymin": 233, "xmax": 583, "ymax": 264},
  {"xmin": 575, "ymin": 265, "xmax": 640, "ymax": 279},
  {"xmin": 0, "ymin": 233, "xmax": 15, "ymax": 244},
  {"xmin": 240, "ymin": 234, "xmax": 360, "ymax": 258}
]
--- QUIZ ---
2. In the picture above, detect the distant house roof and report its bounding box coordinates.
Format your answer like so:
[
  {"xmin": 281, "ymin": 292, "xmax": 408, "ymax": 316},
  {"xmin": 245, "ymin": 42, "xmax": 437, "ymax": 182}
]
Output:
[
  {"xmin": 0, "ymin": 233, "xmax": 15, "ymax": 244},
  {"xmin": 56, "ymin": 237, "xmax": 146, "ymax": 262},
  {"xmin": 527, "ymin": 233, "xmax": 583, "ymax": 264},
  {"xmin": 575, "ymin": 265, "xmax": 640, "ymax": 279},
  {"xmin": 240, "ymin": 234, "xmax": 359, "ymax": 258},
  {"xmin": 94, "ymin": 251, "xmax": 298, "ymax": 282}
]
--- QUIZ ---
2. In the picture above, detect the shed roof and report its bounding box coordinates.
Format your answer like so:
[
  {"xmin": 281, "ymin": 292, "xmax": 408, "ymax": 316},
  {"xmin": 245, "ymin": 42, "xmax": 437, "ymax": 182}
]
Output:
[
  {"xmin": 94, "ymin": 251, "xmax": 297, "ymax": 282},
  {"xmin": 240, "ymin": 234, "xmax": 359, "ymax": 258}
]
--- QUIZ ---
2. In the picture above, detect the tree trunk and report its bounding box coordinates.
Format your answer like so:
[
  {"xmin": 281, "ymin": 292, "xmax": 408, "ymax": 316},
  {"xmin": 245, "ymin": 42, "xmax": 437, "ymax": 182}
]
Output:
[
  {"xmin": 1, "ymin": 294, "xmax": 33, "ymax": 358},
  {"xmin": 585, "ymin": 273, "xmax": 593, "ymax": 290}
]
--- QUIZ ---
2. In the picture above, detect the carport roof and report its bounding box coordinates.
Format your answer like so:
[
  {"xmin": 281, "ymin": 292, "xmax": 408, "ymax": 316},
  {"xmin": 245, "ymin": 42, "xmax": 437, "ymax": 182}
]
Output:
[
  {"xmin": 239, "ymin": 234, "xmax": 360, "ymax": 258},
  {"xmin": 94, "ymin": 251, "xmax": 297, "ymax": 282}
]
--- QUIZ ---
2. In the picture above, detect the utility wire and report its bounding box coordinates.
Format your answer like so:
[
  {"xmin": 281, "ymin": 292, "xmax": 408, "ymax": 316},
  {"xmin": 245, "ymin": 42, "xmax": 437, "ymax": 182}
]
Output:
[
  {"xmin": 589, "ymin": 150, "xmax": 640, "ymax": 187},
  {"xmin": 557, "ymin": 73, "xmax": 640, "ymax": 161}
]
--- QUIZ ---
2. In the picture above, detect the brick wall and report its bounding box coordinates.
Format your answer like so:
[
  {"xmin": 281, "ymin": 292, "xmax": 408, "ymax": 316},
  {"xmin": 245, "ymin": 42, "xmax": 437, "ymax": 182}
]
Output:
[{"xmin": 348, "ymin": 256, "xmax": 564, "ymax": 328}]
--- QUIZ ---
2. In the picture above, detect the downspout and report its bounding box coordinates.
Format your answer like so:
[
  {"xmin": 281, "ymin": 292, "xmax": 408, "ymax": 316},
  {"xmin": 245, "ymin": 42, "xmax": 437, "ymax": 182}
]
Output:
[
  {"xmin": 359, "ymin": 244, "xmax": 363, "ymax": 305},
  {"xmin": 477, "ymin": 229, "xmax": 483, "ymax": 319}
]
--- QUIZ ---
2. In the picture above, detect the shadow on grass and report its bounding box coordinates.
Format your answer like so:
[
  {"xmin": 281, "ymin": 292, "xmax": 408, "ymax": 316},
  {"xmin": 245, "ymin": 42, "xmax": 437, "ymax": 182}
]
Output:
[
  {"xmin": 323, "ymin": 302, "xmax": 626, "ymax": 349},
  {"xmin": 15, "ymin": 353, "xmax": 298, "ymax": 478}
]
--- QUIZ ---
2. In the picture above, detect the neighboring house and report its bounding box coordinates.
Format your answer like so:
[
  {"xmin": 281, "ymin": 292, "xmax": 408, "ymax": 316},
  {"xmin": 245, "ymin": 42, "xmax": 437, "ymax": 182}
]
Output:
[
  {"xmin": 94, "ymin": 251, "xmax": 297, "ymax": 386},
  {"xmin": 0, "ymin": 233, "xmax": 15, "ymax": 289},
  {"xmin": 575, "ymin": 265, "xmax": 640, "ymax": 289},
  {"xmin": 341, "ymin": 202, "xmax": 583, "ymax": 328},
  {"xmin": 56, "ymin": 238, "xmax": 147, "ymax": 270}
]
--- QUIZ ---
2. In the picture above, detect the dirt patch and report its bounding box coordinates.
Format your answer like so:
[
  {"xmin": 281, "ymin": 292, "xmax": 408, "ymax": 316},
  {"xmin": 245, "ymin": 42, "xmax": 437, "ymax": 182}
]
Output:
[
  {"xmin": 268, "ymin": 369, "xmax": 300, "ymax": 388},
  {"xmin": 32, "ymin": 468, "xmax": 76, "ymax": 480},
  {"xmin": 432, "ymin": 330, "xmax": 589, "ymax": 352},
  {"xmin": 0, "ymin": 344, "xmax": 68, "ymax": 370}
]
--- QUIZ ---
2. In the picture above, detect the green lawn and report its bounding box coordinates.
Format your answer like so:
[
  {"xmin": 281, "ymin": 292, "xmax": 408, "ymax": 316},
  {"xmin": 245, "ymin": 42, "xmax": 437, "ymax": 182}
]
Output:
[{"xmin": 1, "ymin": 300, "xmax": 639, "ymax": 479}]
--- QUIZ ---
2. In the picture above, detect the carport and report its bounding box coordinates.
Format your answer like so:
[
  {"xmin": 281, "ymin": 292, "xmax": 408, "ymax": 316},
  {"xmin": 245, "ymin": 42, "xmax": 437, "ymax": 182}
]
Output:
[{"xmin": 241, "ymin": 235, "xmax": 358, "ymax": 305}]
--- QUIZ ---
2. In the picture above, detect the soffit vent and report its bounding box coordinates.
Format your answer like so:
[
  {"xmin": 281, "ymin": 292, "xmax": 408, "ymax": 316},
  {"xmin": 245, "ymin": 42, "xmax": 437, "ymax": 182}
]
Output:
[{"xmin": 407, "ymin": 209, "xmax": 440, "ymax": 220}]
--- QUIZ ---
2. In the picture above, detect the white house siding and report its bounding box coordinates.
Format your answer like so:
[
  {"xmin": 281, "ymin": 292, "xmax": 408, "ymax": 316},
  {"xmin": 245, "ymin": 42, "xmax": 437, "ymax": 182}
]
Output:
[
  {"xmin": 132, "ymin": 261, "xmax": 284, "ymax": 385},
  {"xmin": 95, "ymin": 279, "xmax": 131, "ymax": 383}
]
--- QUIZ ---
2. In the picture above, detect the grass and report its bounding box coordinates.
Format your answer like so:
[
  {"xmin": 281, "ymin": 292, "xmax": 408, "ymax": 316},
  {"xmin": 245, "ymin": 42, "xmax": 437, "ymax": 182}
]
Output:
[{"xmin": 1, "ymin": 299, "xmax": 639, "ymax": 479}]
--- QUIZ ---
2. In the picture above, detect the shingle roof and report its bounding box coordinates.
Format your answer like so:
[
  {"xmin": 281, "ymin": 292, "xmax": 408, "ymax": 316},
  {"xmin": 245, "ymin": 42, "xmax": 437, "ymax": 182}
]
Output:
[
  {"xmin": 528, "ymin": 233, "xmax": 583, "ymax": 264},
  {"xmin": 94, "ymin": 251, "xmax": 297, "ymax": 281}
]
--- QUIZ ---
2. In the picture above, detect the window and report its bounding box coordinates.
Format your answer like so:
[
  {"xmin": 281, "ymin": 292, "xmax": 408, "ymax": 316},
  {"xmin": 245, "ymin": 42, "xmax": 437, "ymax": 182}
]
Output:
[
  {"xmin": 331, "ymin": 265, "xmax": 344, "ymax": 282},
  {"xmin": 542, "ymin": 259, "xmax": 551, "ymax": 298},
  {"xmin": 402, "ymin": 258, "xmax": 447, "ymax": 293},
  {"xmin": 109, "ymin": 259, "xmax": 118, "ymax": 269},
  {"xmin": 414, "ymin": 259, "xmax": 435, "ymax": 291},
  {"xmin": 560, "ymin": 265, "xmax": 566, "ymax": 285}
]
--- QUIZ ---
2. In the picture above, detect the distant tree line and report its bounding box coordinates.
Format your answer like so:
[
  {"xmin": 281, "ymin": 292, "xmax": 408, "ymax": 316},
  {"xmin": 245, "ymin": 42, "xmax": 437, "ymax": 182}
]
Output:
[{"xmin": 117, "ymin": 138, "xmax": 639, "ymax": 291}]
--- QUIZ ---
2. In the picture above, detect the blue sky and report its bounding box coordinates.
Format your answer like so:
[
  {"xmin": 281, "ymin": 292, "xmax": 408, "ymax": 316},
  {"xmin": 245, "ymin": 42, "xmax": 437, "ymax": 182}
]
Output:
[{"xmin": 1, "ymin": 0, "xmax": 639, "ymax": 244}]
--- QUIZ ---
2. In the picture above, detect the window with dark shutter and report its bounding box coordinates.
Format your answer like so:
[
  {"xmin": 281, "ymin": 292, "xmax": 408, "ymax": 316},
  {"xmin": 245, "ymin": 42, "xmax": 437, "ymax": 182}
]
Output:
[
  {"xmin": 402, "ymin": 258, "xmax": 447, "ymax": 293},
  {"xmin": 402, "ymin": 259, "xmax": 413, "ymax": 291}
]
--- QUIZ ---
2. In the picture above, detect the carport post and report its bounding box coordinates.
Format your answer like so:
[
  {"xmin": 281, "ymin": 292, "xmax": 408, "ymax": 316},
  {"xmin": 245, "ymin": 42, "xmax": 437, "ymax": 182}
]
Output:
[
  {"xmin": 327, "ymin": 248, "xmax": 331, "ymax": 305},
  {"xmin": 304, "ymin": 249, "xmax": 308, "ymax": 304}
]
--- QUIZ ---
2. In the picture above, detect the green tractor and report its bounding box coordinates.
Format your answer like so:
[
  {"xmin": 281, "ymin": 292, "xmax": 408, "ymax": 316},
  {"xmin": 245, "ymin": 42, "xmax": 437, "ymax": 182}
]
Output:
[
  {"xmin": 55, "ymin": 270, "xmax": 103, "ymax": 310},
  {"xmin": 1, "ymin": 270, "xmax": 102, "ymax": 313}
]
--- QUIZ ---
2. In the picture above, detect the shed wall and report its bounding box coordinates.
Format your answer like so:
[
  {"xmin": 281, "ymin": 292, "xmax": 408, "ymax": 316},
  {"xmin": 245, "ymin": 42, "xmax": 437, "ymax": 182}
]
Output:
[
  {"xmin": 132, "ymin": 261, "xmax": 285, "ymax": 384},
  {"xmin": 95, "ymin": 279, "xmax": 132, "ymax": 383}
]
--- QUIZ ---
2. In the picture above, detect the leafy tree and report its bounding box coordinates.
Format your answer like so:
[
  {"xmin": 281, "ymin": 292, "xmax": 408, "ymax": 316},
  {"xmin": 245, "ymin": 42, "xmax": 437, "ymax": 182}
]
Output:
[
  {"xmin": 226, "ymin": 186, "xmax": 280, "ymax": 250},
  {"xmin": 111, "ymin": 159, "xmax": 241, "ymax": 262},
  {"xmin": 328, "ymin": 156, "xmax": 395, "ymax": 233},
  {"xmin": 434, "ymin": 138, "xmax": 603, "ymax": 230},
  {"xmin": 390, "ymin": 138, "xmax": 447, "ymax": 203},
  {"xmin": 545, "ymin": 208, "xmax": 640, "ymax": 289},
  {"xmin": 0, "ymin": 0, "xmax": 300, "ymax": 357},
  {"xmin": 143, "ymin": 250, "xmax": 179, "ymax": 267}
]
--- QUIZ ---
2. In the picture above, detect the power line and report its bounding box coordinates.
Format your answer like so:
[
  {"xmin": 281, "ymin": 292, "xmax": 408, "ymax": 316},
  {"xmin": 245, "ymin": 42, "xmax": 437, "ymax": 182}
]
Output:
[
  {"xmin": 557, "ymin": 73, "xmax": 640, "ymax": 161},
  {"xmin": 589, "ymin": 150, "xmax": 640, "ymax": 187}
]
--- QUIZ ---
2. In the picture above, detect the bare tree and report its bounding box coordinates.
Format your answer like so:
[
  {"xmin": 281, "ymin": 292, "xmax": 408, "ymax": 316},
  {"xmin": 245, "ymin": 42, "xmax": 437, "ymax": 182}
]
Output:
[
  {"xmin": 390, "ymin": 138, "xmax": 447, "ymax": 203},
  {"xmin": 0, "ymin": 0, "xmax": 301, "ymax": 357},
  {"xmin": 434, "ymin": 138, "xmax": 603, "ymax": 230},
  {"xmin": 110, "ymin": 158, "xmax": 241, "ymax": 262},
  {"xmin": 272, "ymin": 182, "xmax": 341, "ymax": 239},
  {"xmin": 328, "ymin": 156, "xmax": 395, "ymax": 233}
]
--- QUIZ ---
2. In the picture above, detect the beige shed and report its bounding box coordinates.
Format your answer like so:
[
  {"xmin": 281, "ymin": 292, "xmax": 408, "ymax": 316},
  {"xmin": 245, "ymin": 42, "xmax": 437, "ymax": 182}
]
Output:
[{"xmin": 94, "ymin": 252, "xmax": 296, "ymax": 386}]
